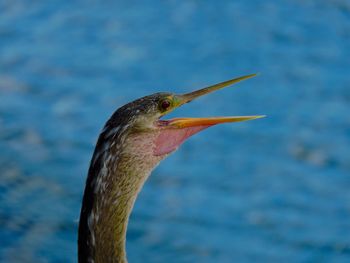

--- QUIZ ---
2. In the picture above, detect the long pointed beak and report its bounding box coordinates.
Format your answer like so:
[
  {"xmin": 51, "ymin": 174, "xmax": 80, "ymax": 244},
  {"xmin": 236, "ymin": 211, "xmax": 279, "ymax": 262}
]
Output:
[
  {"xmin": 154, "ymin": 74, "xmax": 264, "ymax": 156},
  {"xmin": 168, "ymin": 115, "xmax": 265, "ymax": 128},
  {"xmin": 177, "ymin": 73, "xmax": 257, "ymax": 105},
  {"xmin": 167, "ymin": 73, "xmax": 264, "ymax": 128}
]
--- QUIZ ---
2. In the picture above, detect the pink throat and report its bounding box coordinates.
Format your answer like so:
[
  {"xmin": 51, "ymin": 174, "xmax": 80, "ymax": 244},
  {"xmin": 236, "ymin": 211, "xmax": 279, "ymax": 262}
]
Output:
[{"xmin": 153, "ymin": 125, "xmax": 211, "ymax": 156}]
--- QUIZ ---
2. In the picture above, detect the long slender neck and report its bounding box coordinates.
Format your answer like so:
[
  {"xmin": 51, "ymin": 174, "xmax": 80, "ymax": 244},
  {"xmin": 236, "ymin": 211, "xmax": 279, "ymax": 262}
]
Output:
[{"xmin": 78, "ymin": 130, "xmax": 164, "ymax": 263}]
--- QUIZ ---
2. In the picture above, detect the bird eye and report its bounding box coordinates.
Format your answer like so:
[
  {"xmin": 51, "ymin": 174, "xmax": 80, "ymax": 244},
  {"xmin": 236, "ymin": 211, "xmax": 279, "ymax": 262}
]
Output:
[{"xmin": 159, "ymin": 99, "xmax": 171, "ymax": 111}]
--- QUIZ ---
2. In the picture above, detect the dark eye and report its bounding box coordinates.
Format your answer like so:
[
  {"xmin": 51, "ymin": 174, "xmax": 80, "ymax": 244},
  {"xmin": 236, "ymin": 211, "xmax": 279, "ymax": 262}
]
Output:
[{"xmin": 159, "ymin": 99, "xmax": 171, "ymax": 111}]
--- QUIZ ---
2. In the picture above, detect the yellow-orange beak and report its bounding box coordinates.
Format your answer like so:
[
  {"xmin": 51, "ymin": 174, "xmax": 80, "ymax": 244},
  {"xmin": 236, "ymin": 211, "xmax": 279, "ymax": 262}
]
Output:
[
  {"xmin": 167, "ymin": 73, "xmax": 265, "ymax": 128},
  {"xmin": 154, "ymin": 74, "xmax": 264, "ymax": 156},
  {"xmin": 168, "ymin": 116, "xmax": 264, "ymax": 128}
]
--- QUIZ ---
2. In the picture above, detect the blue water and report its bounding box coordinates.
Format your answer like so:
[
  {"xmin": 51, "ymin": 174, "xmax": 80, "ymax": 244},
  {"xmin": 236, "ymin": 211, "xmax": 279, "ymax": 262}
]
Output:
[{"xmin": 1, "ymin": 1, "xmax": 350, "ymax": 262}]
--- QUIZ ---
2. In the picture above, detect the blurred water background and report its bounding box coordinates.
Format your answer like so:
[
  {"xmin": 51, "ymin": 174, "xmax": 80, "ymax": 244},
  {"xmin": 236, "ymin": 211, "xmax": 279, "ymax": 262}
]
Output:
[{"xmin": 1, "ymin": 1, "xmax": 350, "ymax": 262}]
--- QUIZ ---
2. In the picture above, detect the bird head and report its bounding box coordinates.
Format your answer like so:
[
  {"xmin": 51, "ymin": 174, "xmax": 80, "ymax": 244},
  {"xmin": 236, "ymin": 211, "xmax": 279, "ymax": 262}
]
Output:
[
  {"xmin": 104, "ymin": 74, "xmax": 264, "ymax": 158},
  {"xmin": 79, "ymin": 74, "xmax": 264, "ymax": 263}
]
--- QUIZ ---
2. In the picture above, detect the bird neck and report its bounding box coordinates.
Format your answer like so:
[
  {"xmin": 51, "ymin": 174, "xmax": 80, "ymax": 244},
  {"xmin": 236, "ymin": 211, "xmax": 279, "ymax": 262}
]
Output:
[{"xmin": 78, "ymin": 130, "xmax": 164, "ymax": 263}]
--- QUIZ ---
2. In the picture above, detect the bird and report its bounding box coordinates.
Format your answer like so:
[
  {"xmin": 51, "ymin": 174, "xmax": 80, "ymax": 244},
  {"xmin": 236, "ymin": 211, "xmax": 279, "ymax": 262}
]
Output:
[{"xmin": 78, "ymin": 74, "xmax": 264, "ymax": 263}]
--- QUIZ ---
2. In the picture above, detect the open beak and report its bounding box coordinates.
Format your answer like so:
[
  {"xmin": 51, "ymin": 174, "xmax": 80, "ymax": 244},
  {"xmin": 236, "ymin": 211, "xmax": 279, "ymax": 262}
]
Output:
[
  {"xmin": 154, "ymin": 74, "xmax": 265, "ymax": 156},
  {"xmin": 167, "ymin": 73, "xmax": 265, "ymax": 128}
]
